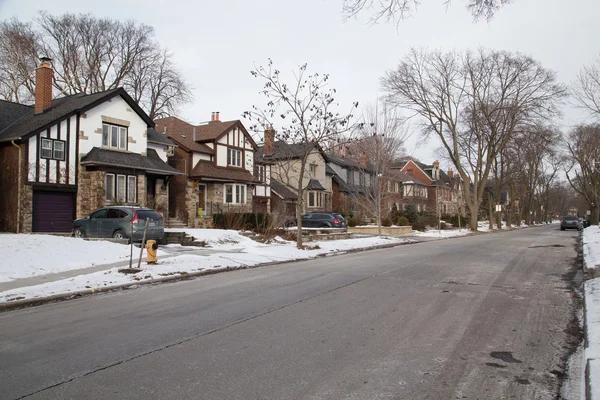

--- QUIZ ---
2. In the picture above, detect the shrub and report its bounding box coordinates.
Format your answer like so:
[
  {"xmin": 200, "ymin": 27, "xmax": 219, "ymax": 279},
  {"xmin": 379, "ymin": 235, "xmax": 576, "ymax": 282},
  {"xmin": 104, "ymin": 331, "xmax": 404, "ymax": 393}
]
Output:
[
  {"xmin": 412, "ymin": 221, "xmax": 426, "ymax": 231},
  {"xmin": 212, "ymin": 213, "xmax": 272, "ymax": 232},
  {"xmin": 347, "ymin": 217, "xmax": 359, "ymax": 227},
  {"xmin": 404, "ymin": 204, "xmax": 418, "ymax": 223},
  {"xmin": 419, "ymin": 215, "xmax": 438, "ymax": 228},
  {"xmin": 381, "ymin": 217, "xmax": 392, "ymax": 227},
  {"xmin": 398, "ymin": 216, "xmax": 409, "ymax": 226}
]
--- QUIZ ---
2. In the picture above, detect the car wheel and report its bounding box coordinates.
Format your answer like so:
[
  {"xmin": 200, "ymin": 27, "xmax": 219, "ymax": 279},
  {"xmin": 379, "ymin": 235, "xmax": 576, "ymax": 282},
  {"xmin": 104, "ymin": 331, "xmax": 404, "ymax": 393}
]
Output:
[
  {"xmin": 560, "ymin": 227, "xmax": 565, "ymax": 231},
  {"xmin": 113, "ymin": 230, "xmax": 126, "ymax": 240},
  {"xmin": 73, "ymin": 227, "xmax": 85, "ymax": 238}
]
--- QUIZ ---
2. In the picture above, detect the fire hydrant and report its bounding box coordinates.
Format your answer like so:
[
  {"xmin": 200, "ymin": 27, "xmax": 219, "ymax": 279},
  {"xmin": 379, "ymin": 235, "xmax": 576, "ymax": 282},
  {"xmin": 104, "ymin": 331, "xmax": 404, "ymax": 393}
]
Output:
[{"xmin": 145, "ymin": 240, "xmax": 158, "ymax": 264}]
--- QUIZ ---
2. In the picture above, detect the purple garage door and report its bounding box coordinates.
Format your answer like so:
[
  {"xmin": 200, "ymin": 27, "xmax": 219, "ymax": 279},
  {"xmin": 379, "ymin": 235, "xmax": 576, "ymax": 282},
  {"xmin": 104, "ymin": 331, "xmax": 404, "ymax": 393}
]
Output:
[{"xmin": 32, "ymin": 191, "xmax": 74, "ymax": 233}]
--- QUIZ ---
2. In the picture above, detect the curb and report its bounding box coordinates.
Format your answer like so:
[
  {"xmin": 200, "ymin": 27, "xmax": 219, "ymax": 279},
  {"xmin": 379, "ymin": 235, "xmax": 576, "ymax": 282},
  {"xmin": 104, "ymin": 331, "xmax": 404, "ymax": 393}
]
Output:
[{"xmin": 0, "ymin": 240, "xmax": 415, "ymax": 312}]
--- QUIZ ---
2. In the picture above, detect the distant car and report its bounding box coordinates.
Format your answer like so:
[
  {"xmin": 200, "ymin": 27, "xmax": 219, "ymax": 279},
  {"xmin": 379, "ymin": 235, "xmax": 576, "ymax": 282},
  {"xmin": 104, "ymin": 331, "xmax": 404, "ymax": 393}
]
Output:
[
  {"xmin": 299, "ymin": 212, "xmax": 348, "ymax": 230},
  {"xmin": 73, "ymin": 206, "xmax": 164, "ymax": 241},
  {"xmin": 560, "ymin": 216, "xmax": 581, "ymax": 231}
]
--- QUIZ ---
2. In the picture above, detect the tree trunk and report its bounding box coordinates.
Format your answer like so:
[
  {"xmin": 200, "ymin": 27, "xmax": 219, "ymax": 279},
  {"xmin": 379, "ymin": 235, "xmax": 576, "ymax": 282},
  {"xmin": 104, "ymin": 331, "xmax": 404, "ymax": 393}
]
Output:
[
  {"xmin": 488, "ymin": 198, "xmax": 494, "ymax": 230},
  {"xmin": 469, "ymin": 210, "xmax": 478, "ymax": 231}
]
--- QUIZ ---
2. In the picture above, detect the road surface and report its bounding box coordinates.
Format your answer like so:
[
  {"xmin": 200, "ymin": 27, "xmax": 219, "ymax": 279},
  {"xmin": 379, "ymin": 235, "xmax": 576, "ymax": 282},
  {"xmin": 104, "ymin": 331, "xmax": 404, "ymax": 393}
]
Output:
[{"xmin": 0, "ymin": 225, "xmax": 581, "ymax": 399}]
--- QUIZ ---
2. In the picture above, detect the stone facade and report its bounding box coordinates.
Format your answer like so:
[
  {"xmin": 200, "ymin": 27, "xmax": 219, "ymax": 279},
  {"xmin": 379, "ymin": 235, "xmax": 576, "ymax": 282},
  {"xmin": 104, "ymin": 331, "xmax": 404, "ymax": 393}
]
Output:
[{"xmin": 76, "ymin": 168, "xmax": 105, "ymax": 218}]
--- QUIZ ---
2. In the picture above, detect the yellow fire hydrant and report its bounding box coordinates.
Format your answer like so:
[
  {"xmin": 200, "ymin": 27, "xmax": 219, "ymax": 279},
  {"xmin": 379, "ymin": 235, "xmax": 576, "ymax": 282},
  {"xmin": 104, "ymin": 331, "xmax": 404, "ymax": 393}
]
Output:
[{"xmin": 145, "ymin": 240, "xmax": 158, "ymax": 264}]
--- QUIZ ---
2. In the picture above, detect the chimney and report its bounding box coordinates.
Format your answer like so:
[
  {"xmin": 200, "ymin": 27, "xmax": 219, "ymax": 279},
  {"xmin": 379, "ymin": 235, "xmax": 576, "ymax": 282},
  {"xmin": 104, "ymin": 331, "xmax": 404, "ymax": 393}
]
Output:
[
  {"xmin": 264, "ymin": 125, "xmax": 275, "ymax": 157},
  {"xmin": 35, "ymin": 57, "xmax": 53, "ymax": 114},
  {"xmin": 211, "ymin": 112, "xmax": 215, "ymax": 121},
  {"xmin": 447, "ymin": 167, "xmax": 453, "ymax": 178},
  {"xmin": 215, "ymin": 111, "xmax": 220, "ymax": 121},
  {"xmin": 359, "ymin": 152, "xmax": 367, "ymax": 167},
  {"xmin": 432, "ymin": 160, "xmax": 440, "ymax": 180}
]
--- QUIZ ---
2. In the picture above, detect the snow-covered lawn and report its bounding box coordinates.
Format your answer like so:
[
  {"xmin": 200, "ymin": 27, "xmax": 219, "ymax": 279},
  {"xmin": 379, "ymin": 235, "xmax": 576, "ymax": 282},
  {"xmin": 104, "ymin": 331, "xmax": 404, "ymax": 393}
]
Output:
[
  {"xmin": 0, "ymin": 230, "xmax": 413, "ymax": 304},
  {"xmin": 0, "ymin": 234, "xmax": 133, "ymax": 283},
  {"xmin": 582, "ymin": 226, "xmax": 600, "ymax": 398},
  {"xmin": 412, "ymin": 229, "xmax": 471, "ymax": 238},
  {"xmin": 583, "ymin": 226, "xmax": 600, "ymax": 272}
]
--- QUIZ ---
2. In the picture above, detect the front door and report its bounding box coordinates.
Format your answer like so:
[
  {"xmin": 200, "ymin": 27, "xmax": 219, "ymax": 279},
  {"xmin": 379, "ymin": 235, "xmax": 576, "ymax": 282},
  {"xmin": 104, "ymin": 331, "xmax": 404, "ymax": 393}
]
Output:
[{"xmin": 198, "ymin": 184, "xmax": 206, "ymax": 215}]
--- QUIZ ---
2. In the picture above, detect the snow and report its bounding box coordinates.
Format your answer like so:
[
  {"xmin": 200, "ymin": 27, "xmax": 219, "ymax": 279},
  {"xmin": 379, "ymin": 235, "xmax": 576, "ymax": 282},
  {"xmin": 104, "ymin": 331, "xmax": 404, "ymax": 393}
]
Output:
[
  {"xmin": 583, "ymin": 226, "xmax": 600, "ymax": 271},
  {"xmin": 412, "ymin": 229, "xmax": 470, "ymax": 238},
  {"xmin": 0, "ymin": 234, "xmax": 132, "ymax": 283},
  {"xmin": 0, "ymin": 230, "xmax": 412, "ymax": 304}
]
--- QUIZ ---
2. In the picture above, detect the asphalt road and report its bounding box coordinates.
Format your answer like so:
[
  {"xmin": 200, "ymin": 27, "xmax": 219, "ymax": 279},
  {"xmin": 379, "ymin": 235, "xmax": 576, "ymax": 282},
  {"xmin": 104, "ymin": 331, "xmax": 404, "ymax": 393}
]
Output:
[{"xmin": 0, "ymin": 225, "xmax": 581, "ymax": 400}]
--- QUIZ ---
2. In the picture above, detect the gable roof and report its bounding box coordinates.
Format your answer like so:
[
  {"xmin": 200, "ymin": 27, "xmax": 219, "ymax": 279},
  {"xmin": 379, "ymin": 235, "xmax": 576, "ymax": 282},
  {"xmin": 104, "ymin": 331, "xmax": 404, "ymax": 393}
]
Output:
[
  {"xmin": 255, "ymin": 141, "xmax": 326, "ymax": 162},
  {"xmin": 194, "ymin": 120, "xmax": 258, "ymax": 150},
  {"xmin": 0, "ymin": 88, "xmax": 153, "ymax": 143},
  {"xmin": 190, "ymin": 160, "xmax": 255, "ymax": 183},
  {"xmin": 387, "ymin": 169, "xmax": 427, "ymax": 185},
  {"xmin": 154, "ymin": 116, "xmax": 214, "ymax": 154},
  {"xmin": 80, "ymin": 147, "xmax": 184, "ymax": 175},
  {"xmin": 147, "ymin": 127, "xmax": 176, "ymax": 146},
  {"xmin": 270, "ymin": 179, "xmax": 298, "ymax": 200}
]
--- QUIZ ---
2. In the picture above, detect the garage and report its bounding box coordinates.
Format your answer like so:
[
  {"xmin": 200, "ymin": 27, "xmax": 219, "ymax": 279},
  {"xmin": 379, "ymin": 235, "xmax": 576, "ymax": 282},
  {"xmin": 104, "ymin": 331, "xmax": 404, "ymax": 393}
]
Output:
[{"xmin": 32, "ymin": 191, "xmax": 75, "ymax": 233}]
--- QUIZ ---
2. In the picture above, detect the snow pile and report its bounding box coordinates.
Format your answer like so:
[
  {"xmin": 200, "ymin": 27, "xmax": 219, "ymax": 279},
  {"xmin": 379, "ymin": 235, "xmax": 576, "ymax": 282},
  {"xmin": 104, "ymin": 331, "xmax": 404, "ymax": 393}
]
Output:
[
  {"xmin": 583, "ymin": 226, "xmax": 600, "ymax": 271},
  {"xmin": 412, "ymin": 229, "xmax": 470, "ymax": 238},
  {"xmin": 166, "ymin": 228, "xmax": 264, "ymax": 249},
  {"xmin": 0, "ymin": 234, "xmax": 132, "ymax": 282}
]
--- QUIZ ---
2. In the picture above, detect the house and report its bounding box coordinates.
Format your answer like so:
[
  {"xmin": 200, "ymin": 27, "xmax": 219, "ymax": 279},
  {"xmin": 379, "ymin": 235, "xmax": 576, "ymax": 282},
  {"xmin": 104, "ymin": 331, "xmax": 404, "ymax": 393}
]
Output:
[
  {"xmin": 0, "ymin": 58, "xmax": 182, "ymax": 233},
  {"xmin": 255, "ymin": 130, "xmax": 331, "ymax": 217},
  {"xmin": 153, "ymin": 114, "xmax": 259, "ymax": 227},
  {"xmin": 396, "ymin": 159, "xmax": 464, "ymax": 215}
]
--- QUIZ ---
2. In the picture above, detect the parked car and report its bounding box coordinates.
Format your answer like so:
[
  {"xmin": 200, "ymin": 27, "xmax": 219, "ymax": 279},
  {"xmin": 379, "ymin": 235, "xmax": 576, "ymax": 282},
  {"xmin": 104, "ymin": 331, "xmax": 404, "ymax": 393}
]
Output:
[
  {"xmin": 298, "ymin": 212, "xmax": 348, "ymax": 230},
  {"xmin": 560, "ymin": 216, "xmax": 582, "ymax": 231},
  {"xmin": 73, "ymin": 206, "xmax": 164, "ymax": 241}
]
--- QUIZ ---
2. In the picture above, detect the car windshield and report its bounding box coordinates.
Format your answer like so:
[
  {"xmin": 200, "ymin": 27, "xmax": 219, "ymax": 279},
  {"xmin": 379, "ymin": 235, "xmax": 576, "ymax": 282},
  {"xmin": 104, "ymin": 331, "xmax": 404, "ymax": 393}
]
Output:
[{"xmin": 563, "ymin": 216, "xmax": 578, "ymax": 221}]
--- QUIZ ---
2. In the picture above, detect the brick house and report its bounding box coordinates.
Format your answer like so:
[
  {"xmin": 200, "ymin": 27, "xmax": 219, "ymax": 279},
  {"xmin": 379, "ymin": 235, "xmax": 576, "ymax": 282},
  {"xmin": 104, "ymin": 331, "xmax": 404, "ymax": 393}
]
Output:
[
  {"xmin": 255, "ymin": 130, "xmax": 331, "ymax": 216},
  {"xmin": 0, "ymin": 58, "xmax": 181, "ymax": 233},
  {"xmin": 396, "ymin": 159, "xmax": 464, "ymax": 215},
  {"xmin": 153, "ymin": 114, "xmax": 260, "ymax": 227}
]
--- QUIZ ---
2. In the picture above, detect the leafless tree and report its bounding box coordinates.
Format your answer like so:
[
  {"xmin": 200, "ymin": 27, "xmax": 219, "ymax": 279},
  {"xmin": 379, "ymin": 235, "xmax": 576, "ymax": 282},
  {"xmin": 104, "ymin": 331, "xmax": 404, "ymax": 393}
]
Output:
[
  {"xmin": 565, "ymin": 124, "xmax": 600, "ymax": 224},
  {"xmin": 382, "ymin": 48, "xmax": 565, "ymax": 231},
  {"xmin": 342, "ymin": 0, "xmax": 513, "ymax": 26},
  {"xmin": 572, "ymin": 54, "xmax": 600, "ymax": 119},
  {"xmin": 244, "ymin": 60, "xmax": 358, "ymax": 248},
  {"xmin": 0, "ymin": 12, "xmax": 192, "ymax": 119}
]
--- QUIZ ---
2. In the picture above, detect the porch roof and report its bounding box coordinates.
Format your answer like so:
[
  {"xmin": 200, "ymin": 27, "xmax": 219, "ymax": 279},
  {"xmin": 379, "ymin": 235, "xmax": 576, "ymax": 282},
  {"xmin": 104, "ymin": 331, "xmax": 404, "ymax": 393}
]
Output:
[
  {"xmin": 190, "ymin": 161, "xmax": 256, "ymax": 183},
  {"xmin": 80, "ymin": 147, "xmax": 184, "ymax": 175}
]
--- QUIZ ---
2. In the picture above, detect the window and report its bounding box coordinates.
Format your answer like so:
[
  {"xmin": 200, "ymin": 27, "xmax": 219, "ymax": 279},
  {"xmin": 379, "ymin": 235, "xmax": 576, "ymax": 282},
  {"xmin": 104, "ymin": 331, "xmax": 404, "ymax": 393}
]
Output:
[
  {"xmin": 224, "ymin": 184, "xmax": 247, "ymax": 204},
  {"xmin": 105, "ymin": 174, "xmax": 115, "ymax": 201},
  {"xmin": 105, "ymin": 173, "xmax": 136, "ymax": 203},
  {"xmin": 41, "ymin": 138, "xmax": 53, "ymax": 159},
  {"xmin": 346, "ymin": 170, "xmax": 353, "ymax": 184},
  {"xmin": 309, "ymin": 164, "xmax": 317, "ymax": 177},
  {"xmin": 394, "ymin": 182, "xmax": 399, "ymax": 192},
  {"xmin": 308, "ymin": 191, "xmax": 323, "ymax": 207},
  {"xmin": 227, "ymin": 148, "xmax": 242, "ymax": 167},
  {"xmin": 53, "ymin": 141, "xmax": 65, "ymax": 161},
  {"xmin": 359, "ymin": 172, "xmax": 365, "ymax": 186},
  {"xmin": 117, "ymin": 175, "xmax": 126, "ymax": 202},
  {"xmin": 256, "ymin": 165, "xmax": 265, "ymax": 182},
  {"xmin": 102, "ymin": 123, "xmax": 128, "ymax": 150},
  {"xmin": 127, "ymin": 176, "xmax": 136, "ymax": 202}
]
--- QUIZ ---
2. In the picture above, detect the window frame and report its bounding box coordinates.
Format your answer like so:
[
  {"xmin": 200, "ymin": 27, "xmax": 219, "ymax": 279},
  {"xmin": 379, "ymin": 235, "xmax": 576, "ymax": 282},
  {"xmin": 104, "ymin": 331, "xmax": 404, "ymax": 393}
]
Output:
[
  {"xmin": 224, "ymin": 183, "xmax": 247, "ymax": 204},
  {"xmin": 227, "ymin": 148, "xmax": 242, "ymax": 167},
  {"xmin": 53, "ymin": 140, "xmax": 65, "ymax": 161},
  {"xmin": 105, "ymin": 173, "xmax": 137, "ymax": 204},
  {"xmin": 127, "ymin": 176, "xmax": 136, "ymax": 203},
  {"xmin": 102, "ymin": 123, "xmax": 128, "ymax": 150},
  {"xmin": 105, "ymin": 174, "xmax": 115, "ymax": 201},
  {"xmin": 40, "ymin": 138, "xmax": 53, "ymax": 159},
  {"xmin": 116, "ymin": 175, "xmax": 126, "ymax": 202}
]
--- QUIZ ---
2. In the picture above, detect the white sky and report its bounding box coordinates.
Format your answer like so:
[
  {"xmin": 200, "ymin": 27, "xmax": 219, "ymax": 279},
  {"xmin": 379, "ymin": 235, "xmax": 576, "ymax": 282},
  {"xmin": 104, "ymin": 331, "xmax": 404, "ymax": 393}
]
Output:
[{"xmin": 0, "ymin": 0, "xmax": 597, "ymax": 163}]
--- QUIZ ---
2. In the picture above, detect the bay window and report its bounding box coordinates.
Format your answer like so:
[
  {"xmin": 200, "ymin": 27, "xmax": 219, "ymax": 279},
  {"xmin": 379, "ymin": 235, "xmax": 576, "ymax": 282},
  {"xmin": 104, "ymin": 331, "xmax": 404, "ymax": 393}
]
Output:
[{"xmin": 224, "ymin": 184, "xmax": 247, "ymax": 204}]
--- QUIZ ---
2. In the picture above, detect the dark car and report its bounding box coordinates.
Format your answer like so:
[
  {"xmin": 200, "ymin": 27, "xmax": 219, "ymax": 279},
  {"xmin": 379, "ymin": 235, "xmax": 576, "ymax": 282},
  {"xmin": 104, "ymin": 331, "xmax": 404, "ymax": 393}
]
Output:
[
  {"xmin": 300, "ymin": 212, "xmax": 348, "ymax": 230},
  {"xmin": 560, "ymin": 216, "xmax": 581, "ymax": 231},
  {"xmin": 73, "ymin": 206, "xmax": 164, "ymax": 241}
]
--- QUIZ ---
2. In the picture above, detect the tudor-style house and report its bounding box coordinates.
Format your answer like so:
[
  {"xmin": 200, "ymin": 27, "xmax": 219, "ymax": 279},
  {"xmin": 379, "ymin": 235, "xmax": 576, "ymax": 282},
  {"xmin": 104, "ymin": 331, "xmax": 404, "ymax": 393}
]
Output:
[
  {"xmin": 396, "ymin": 159, "xmax": 464, "ymax": 215},
  {"xmin": 153, "ymin": 114, "xmax": 259, "ymax": 227},
  {"xmin": 0, "ymin": 58, "xmax": 181, "ymax": 233},
  {"xmin": 255, "ymin": 130, "xmax": 331, "ymax": 216}
]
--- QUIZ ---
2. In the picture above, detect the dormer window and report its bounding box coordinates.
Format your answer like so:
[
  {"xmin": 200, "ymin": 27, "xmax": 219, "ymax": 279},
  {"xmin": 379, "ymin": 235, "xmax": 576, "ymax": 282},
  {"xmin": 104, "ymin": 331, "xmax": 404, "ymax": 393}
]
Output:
[
  {"xmin": 102, "ymin": 123, "xmax": 127, "ymax": 150},
  {"xmin": 227, "ymin": 148, "xmax": 241, "ymax": 167}
]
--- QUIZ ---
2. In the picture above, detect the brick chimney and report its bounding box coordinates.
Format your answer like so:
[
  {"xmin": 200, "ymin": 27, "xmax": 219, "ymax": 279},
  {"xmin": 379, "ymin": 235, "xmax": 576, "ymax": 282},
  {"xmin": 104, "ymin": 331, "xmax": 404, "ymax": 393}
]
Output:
[
  {"xmin": 264, "ymin": 125, "xmax": 275, "ymax": 157},
  {"xmin": 359, "ymin": 152, "xmax": 367, "ymax": 167},
  {"xmin": 447, "ymin": 167, "xmax": 453, "ymax": 178},
  {"xmin": 35, "ymin": 57, "xmax": 53, "ymax": 114},
  {"xmin": 210, "ymin": 112, "xmax": 215, "ymax": 121},
  {"xmin": 215, "ymin": 111, "xmax": 220, "ymax": 121},
  {"xmin": 432, "ymin": 160, "xmax": 440, "ymax": 180}
]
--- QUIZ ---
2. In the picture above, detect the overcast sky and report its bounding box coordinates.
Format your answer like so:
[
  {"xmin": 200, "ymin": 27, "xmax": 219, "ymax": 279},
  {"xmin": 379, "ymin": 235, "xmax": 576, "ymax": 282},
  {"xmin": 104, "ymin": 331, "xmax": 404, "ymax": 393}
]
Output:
[{"xmin": 0, "ymin": 0, "xmax": 598, "ymax": 164}]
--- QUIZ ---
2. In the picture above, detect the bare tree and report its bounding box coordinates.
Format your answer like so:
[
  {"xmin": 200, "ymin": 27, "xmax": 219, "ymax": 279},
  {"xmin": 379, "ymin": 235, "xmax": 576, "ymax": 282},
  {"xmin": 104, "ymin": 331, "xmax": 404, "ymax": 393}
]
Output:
[
  {"xmin": 0, "ymin": 12, "xmax": 192, "ymax": 119},
  {"xmin": 342, "ymin": 0, "xmax": 513, "ymax": 25},
  {"xmin": 565, "ymin": 124, "xmax": 600, "ymax": 224},
  {"xmin": 244, "ymin": 60, "xmax": 357, "ymax": 248},
  {"xmin": 350, "ymin": 102, "xmax": 407, "ymax": 235},
  {"xmin": 572, "ymin": 54, "xmax": 600, "ymax": 119},
  {"xmin": 382, "ymin": 48, "xmax": 565, "ymax": 231}
]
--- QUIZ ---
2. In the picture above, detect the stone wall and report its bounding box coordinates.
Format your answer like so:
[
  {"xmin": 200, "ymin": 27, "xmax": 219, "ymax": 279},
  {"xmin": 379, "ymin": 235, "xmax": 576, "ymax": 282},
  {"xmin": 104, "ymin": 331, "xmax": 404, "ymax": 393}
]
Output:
[{"xmin": 76, "ymin": 168, "xmax": 105, "ymax": 219}]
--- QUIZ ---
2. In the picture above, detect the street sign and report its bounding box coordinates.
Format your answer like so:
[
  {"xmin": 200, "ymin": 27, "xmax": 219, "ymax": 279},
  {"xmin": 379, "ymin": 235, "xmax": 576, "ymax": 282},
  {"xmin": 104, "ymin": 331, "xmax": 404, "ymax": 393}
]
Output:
[
  {"xmin": 495, "ymin": 205, "xmax": 502, "ymax": 212},
  {"xmin": 587, "ymin": 210, "xmax": 591, "ymax": 216}
]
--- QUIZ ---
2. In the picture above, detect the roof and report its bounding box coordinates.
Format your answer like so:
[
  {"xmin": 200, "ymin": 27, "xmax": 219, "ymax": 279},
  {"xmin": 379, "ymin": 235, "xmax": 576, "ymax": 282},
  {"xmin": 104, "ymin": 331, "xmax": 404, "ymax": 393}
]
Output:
[
  {"xmin": 326, "ymin": 153, "xmax": 369, "ymax": 171},
  {"xmin": 387, "ymin": 169, "xmax": 427, "ymax": 185},
  {"xmin": 194, "ymin": 120, "xmax": 258, "ymax": 150},
  {"xmin": 332, "ymin": 174, "xmax": 356, "ymax": 194},
  {"xmin": 401, "ymin": 159, "xmax": 454, "ymax": 185},
  {"xmin": 256, "ymin": 141, "xmax": 325, "ymax": 161},
  {"xmin": 190, "ymin": 160, "xmax": 256, "ymax": 183},
  {"xmin": 270, "ymin": 179, "xmax": 298, "ymax": 200},
  {"xmin": 147, "ymin": 127, "xmax": 176, "ymax": 146},
  {"xmin": 154, "ymin": 116, "xmax": 214, "ymax": 154},
  {"xmin": 80, "ymin": 147, "xmax": 184, "ymax": 175},
  {"xmin": 0, "ymin": 88, "xmax": 153, "ymax": 143},
  {"xmin": 326, "ymin": 165, "xmax": 336, "ymax": 176},
  {"xmin": 305, "ymin": 179, "xmax": 326, "ymax": 191}
]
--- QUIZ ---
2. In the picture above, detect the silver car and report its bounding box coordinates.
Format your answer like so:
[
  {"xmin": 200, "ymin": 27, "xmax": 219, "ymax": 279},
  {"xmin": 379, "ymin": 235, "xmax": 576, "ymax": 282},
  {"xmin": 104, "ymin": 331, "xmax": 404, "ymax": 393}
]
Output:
[{"xmin": 73, "ymin": 206, "xmax": 164, "ymax": 241}]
